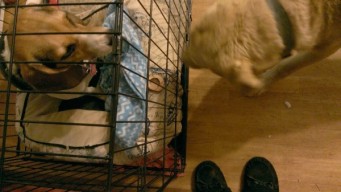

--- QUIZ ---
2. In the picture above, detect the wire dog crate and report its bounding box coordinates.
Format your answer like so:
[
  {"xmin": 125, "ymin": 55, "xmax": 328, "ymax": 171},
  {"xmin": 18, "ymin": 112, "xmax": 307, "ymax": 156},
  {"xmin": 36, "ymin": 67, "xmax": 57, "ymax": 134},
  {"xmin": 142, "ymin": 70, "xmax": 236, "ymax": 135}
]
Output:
[{"xmin": 0, "ymin": 0, "xmax": 191, "ymax": 191}]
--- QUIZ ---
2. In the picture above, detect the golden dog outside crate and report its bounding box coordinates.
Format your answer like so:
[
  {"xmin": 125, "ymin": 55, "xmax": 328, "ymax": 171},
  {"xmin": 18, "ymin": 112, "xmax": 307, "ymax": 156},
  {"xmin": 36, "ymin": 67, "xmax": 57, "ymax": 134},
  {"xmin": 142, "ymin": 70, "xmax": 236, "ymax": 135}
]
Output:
[{"xmin": 183, "ymin": 0, "xmax": 341, "ymax": 96}]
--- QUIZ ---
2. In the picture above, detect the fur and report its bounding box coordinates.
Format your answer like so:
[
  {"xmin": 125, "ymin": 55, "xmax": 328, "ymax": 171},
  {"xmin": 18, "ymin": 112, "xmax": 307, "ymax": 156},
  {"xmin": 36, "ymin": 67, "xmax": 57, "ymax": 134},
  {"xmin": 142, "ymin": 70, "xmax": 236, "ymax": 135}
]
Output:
[
  {"xmin": 4, "ymin": 5, "xmax": 111, "ymax": 90},
  {"xmin": 183, "ymin": 0, "xmax": 341, "ymax": 95}
]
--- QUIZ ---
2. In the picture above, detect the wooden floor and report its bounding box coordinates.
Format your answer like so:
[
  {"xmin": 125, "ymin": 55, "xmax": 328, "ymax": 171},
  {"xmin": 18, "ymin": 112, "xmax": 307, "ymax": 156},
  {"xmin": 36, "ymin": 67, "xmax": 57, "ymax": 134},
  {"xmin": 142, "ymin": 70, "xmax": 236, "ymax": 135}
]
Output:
[{"xmin": 167, "ymin": 0, "xmax": 341, "ymax": 191}]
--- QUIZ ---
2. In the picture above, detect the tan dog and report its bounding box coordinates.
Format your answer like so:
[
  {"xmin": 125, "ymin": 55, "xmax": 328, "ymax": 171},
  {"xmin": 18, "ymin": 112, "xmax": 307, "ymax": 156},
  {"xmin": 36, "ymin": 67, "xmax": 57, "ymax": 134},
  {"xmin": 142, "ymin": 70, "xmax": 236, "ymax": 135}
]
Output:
[
  {"xmin": 3, "ymin": 5, "xmax": 111, "ymax": 90},
  {"xmin": 183, "ymin": 0, "xmax": 341, "ymax": 96}
]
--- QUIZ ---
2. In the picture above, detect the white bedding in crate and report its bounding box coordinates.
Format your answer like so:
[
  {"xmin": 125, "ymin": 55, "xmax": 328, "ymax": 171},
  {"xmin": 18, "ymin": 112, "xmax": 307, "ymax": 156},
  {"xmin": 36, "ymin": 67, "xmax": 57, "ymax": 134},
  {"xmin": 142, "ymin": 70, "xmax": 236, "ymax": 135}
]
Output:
[{"xmin": 15, "ymin": 0, "xmax": 184, "ymax": 164}]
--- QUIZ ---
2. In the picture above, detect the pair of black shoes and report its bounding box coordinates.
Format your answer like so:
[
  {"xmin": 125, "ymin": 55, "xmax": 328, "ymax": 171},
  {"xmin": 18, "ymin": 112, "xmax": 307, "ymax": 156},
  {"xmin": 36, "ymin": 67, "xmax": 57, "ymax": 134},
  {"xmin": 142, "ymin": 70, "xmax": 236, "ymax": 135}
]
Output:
[{"xmin": 193, "ymin": 157, "xmax": 279, "ymax": 192}]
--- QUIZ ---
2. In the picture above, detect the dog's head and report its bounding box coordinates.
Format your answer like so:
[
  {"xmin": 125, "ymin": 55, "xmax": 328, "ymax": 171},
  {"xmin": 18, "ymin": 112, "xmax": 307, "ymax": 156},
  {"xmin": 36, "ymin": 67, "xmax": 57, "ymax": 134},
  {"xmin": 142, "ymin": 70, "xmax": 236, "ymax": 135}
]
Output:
[
  {"xmin": 3, "ymin": 6, "xmax": 112, "ymax": 91},
  {"xmin": 182, "ymin": 7, "xmax": 264, "ymax": 93},
  {"xmin": 182, "ymin": 41, "xmax": 263, "ymax": 92}
]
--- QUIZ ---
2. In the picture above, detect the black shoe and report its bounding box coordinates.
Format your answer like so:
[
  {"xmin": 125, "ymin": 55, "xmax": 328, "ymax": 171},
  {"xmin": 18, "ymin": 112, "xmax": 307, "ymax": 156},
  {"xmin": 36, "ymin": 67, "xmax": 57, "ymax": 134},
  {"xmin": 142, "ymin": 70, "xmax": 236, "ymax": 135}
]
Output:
[
  {"xmin": 193, "ymin": 161, "xmax": 232, "ymax": 192},
  {"xmin": 241, "ymin": 157, "xmax": 279, "ymax": 192}
]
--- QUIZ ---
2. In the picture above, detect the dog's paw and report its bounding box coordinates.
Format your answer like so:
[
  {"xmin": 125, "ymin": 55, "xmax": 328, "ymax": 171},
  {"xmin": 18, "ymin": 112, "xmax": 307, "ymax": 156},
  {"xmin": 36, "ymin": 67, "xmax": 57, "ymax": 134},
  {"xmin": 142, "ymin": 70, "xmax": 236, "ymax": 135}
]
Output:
[
  {"xmin": 240, "ymin": 84, "xmax": 268, "ymax": 97},
  {"xmin": 242, "ymin": 88, "xmax": 266, "ymax": 97},
  {"xmin": 240, "ymin": 72, "xmax": 275, "ymax": 97}
]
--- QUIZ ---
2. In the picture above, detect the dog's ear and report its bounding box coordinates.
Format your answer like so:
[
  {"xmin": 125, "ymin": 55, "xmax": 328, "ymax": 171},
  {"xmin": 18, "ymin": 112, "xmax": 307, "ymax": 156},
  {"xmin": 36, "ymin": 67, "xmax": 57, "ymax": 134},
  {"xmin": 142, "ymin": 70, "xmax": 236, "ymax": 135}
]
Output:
[
  {"xmin": 0, "ymin": 34, "xmax": 34, "ymax": 90},
  {"xmin": 65, "ymin": 11, "xmax": 86, "ymax": 26}
]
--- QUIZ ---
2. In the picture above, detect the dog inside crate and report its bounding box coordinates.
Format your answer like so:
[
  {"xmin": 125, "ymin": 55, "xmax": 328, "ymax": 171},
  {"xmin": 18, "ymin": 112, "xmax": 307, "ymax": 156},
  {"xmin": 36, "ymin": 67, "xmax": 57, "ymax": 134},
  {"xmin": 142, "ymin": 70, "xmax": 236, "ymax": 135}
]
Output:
[{"xmin": 1, "ymin": 0, "xmax": 186, "ymax": 170}]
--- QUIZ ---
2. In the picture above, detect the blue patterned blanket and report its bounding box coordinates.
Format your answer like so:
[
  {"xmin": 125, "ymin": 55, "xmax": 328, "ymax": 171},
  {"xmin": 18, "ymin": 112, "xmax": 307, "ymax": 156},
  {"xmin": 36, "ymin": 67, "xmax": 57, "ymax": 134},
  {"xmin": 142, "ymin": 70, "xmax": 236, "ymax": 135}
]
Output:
[{"xmin": 99, "ymin": 2, "xmax": 147, "ymax": 155}]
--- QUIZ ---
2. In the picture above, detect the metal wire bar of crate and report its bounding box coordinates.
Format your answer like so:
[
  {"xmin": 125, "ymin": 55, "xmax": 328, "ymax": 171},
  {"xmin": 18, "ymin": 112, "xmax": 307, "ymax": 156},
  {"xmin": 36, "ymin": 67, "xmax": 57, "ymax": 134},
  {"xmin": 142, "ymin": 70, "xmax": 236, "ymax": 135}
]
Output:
[{"xmin": 0, "ymin": 0, "xmax": 191, "ymax": 191}]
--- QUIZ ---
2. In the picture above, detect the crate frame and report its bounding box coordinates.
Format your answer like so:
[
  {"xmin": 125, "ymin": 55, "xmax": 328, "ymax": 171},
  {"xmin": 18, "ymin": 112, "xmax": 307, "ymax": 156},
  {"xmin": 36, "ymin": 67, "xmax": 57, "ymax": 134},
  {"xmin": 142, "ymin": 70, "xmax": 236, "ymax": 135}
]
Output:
[{"xmin": 0, "ymin": 0, "xmax": 191, "ymax": 191}]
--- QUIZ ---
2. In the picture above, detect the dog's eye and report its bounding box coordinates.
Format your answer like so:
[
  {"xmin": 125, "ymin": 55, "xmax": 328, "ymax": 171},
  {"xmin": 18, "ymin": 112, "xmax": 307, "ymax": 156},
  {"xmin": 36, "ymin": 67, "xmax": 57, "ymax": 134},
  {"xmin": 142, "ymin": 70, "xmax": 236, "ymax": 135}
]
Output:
[{"xmin": 61, "ymin": 44, "xmax": 76, "ymax": 60}]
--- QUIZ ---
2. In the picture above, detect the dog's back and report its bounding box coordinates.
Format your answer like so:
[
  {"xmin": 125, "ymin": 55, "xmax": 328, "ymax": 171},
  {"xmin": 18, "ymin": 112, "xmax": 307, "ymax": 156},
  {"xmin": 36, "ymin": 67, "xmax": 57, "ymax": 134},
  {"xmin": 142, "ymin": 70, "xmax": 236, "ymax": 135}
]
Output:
[{"xmin": 280, "ymin": 0, "xmax": 341, "ymax": 50}]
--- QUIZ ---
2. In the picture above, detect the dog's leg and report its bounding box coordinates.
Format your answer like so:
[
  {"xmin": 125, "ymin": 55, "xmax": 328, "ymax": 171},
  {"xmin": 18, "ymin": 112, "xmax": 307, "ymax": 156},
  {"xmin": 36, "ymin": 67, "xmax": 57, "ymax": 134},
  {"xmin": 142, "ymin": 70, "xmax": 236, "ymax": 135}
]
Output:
[{"xmin": 245, "ymin": 42, "xmax": 341, "ymax": 96}]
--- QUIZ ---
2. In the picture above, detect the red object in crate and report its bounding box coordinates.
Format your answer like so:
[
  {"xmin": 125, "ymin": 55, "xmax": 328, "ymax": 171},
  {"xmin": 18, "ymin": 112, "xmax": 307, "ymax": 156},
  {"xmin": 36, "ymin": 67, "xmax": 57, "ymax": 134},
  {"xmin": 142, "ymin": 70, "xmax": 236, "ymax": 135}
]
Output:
[{"xmin": 49, "ymin": 0, "xmax": 58, "ymax": 4}]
